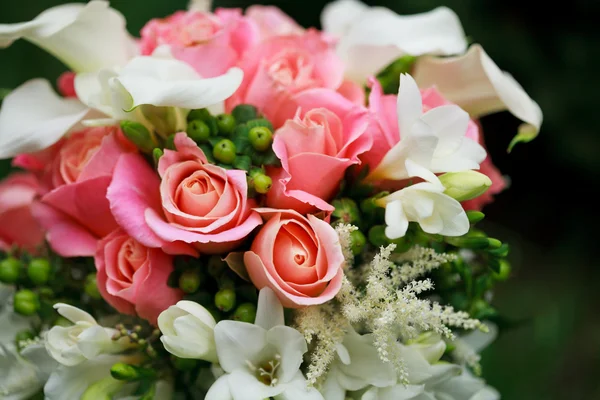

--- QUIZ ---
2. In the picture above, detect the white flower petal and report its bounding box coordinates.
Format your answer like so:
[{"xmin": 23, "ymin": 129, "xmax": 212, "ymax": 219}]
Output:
[
  {"xmin": 397, "ymin": 73, "xmax": 424, "ymax": 134},
  {"xmin": 175, "ymin": 300, "xmax": 217, "ymax": 329},
  {"xmin": 20, "ymin": 343, "xmax": 58, "ymax": 382},
  {"xmin": 321, "ymin": 367, "xmax": 346, "ymax": 400},
  {"xmin": 54, "ymin": 303, "xmax": 96, "ymax": 325},
  {"xmin": 214, "ymin": 320, "xmax": 267, "ymax": 373},
  {"xmin": 0, "ymin": 79, "xmax": 88, "ymax": 159},
  {"xmin": 421, "ymin": 105, "xmax": 469, "ymax": 154},
  {"xmin": 459, "ymin": 322, "xmax": 498, "ymax": 354},
  {"xmin": 205, "ymin": 375, "xmax": 233, "ymax": 400},
  {"xmin": 267, "ymin": 326, "xmax": 307, "ymax": 384},
  {"xmin": 76, "ymin": 326, "xmax": 112, "ymax": 360},
  {"xmin": 0, "ymin": 1, "xmax": 136, "ymax": 72},
  {"xmin": 0, "ymin": 345, "xmax": 45, "ymax": 400},
  {"xmin": 46, "ymin": 326, "xmax": 86, "ymax": 367},
  {"xmin": 229, "ymin": 369, "xmax": 283, "ymax": 399},
  {"xmin": 336, "ymin": 7, "xmax": 467, "ymax": 83},
  {"xmin": 255, "ymin": 287, "xmax": 285, "ymax": 331},
  {"xmin": 321, "ymin": 0, "xmax": 368, "ymax": 37},
  {"xmin": 188, "ymin": 0, "xmax": 213, "ymax": 12},
  {"xmin": 404, "ymin": 159, "xmax": 443, "ymax": 189},
  {"xmin": 384, "ymin": 200, "xmax": 409, "ymax": 240},
  {"xmin": 413, "ymin": 44, "xmax": 543, "ymax": 148},
  {"xmin": 277, "ymin": 371, "xmax": 324, "ymax": 400},
  {"xmin": 423, "ymin": 362, "xmax": 462, "ymax": 387}
]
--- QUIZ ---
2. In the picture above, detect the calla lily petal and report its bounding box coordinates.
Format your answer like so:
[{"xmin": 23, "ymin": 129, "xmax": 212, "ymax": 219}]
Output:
[
  {"xmin": 188, "ymin": 0, "xmax": 213, "ymax": 12},
  {"xmin": 0, "ymin": 0, "xmax": 136, "ymax": 73},
  {"xmin": 413, "ymin": 44, "xmax": 543, "ymax": 150},
  {"xmin": 321, "ymin": 0, "xmax": 368, "ymax": 37},
  {"xmin": 0, "ymin": 79, "xmax": 88, "ymax": 159}
]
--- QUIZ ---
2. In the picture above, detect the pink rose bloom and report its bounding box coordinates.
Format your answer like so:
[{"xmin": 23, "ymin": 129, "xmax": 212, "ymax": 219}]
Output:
[
  {"xmin": 140, "ymin": 9, "xmax": 258, "ymax": 78},
  {"xmin": 95, "ymin": 229, "xmax": 182, "ymax": 325},
  {"xmin": 266, "ymin": 89, "xmax": 371, "ymax": 214},
  {"xmin": 31, "ymin": 127, "xmax": 136, "ymax": 257},
  {"xmin": 245, "ymin": 5, "xmax": 304, "ymax": 40},
  {"xmin": 108, "ymin": 133, "xmax": 262, "ymax": 255},
  {"xmin": 0, "ymin": 173, "xmax": 45, "ymax": 252},
  {"xmin": 244, "ymin": 208, "xmax": 344, "ymax": 308},
  {"xmin": 361, "ymin": 78, "xmax": 481, "ymax": 171},
  {"xmin": 225, "ymin": 29, "xmax": 344, "ymax": 127}
]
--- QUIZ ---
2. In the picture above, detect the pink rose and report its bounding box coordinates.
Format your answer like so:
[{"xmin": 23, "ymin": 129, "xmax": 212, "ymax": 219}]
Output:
[
  {"xmin": 225, "ymin": 29, "xmax": 344, "ymax": 127},
  {"xmin": 140, "ymin": 9, "xmax": 258, "ymax": 78},
  {"xmin": 0, "ymin": 173, "xmax": 44, "ymax": 252},
  {"xmin": 31, "ymin": 127, "xmax": 136, "ymax": 257},
  {"xmin": 245, "ymin": 5, "xmax": 304, "ymax": 40},
  {"xmin": 266, "ymin": 90, "xmax": 371, "ymax": 214},
  {"xmin": 95, "ymin": 229, "xmax": 182, "ymax": 325},
  {"xmin": 244, "ymin": 208, "xmax": 344, "ymax": 308},
  {"xmin": 361, "ymin": 78, "xmax": 480, "ymax": 171},
  {"xmin": 108, "ymin": 133, "xmax": 262, "ymax": 255}
]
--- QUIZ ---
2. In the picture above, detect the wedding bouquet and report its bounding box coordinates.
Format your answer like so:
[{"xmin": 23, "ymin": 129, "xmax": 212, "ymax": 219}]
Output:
[{"xmin": 0, "ymin": 0, "xmax": 542, "ymax": 399}]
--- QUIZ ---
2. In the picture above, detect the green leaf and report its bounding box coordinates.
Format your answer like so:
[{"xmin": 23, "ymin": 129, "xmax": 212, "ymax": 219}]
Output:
[
  {"xmin": 233, "ymin": 155, "xmax": 252, "ymax": 171},
  {"xmin": 508, "ymin": 123, "xmax": 538, "ymax": 152},
  {"xmin": 232, "ymin": 125, "xmax": 252, "ymax": 154},
  {"xmin": 207, "ymin": 136, "xmax": 222, "ymax": 148},
  {"xmin": 260, "ymin": 148, "xmax": 281, "ymax": 167},
  {"xmin": 205, "ymin": 115, "xmax": 219, "ymax": 136},
  {"xmin": 232, "ymin": 104, "xmax": 258, "ymax": 124},
  {"xmin": 199, "ymin": 144, "xmax": 215, "ymax": 163}
]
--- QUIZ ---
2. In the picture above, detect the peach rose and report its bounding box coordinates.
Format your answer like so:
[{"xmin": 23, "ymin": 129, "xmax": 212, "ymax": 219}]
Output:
[
  {"xmin": 108, "ymin": 133, "xmax": 262, "ymax": 255},
  {"xmin": 95, "ymin": 229, "xmax": 182, "ymax": 325},
  {"xmin": 245, "ymin": 5, "xmax": 304, "ymax": 40},
  {"xmin": 244, "ymin": 208, "xmax": 344, "ymax": 308}
]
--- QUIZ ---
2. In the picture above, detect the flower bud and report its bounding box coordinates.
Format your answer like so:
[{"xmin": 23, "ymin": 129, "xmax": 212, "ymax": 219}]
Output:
[
  {"xmin": 27, "ymin": 258, "xmax": 51, "ymax": 285},
  {"xmin": 215, "ymin": 289, "xmax": 236, "ymax": 312},
  {"xmin": 439, "ymin": 171, "xmax": 492, "ymax": 202},
  {"xmin": 152, "ymin": 148, "xmax": 163, "ymax": 166},
  {"xmin": 216, "ymin": 114, "xmax": 236, "ymax": 136},
  {"xmin": 491, "ymin": 259, "xmax": 511, "ymax": 281},
  {"xmin": 110, "ymin": 363, "xmax": 155, "ymax": 381},
  {"xmin": 248, "ymin": 126, "xmax": 273, "ymax": 151},
  {"xmin": 213, "ymin": 139, "xmax": 237, "ymax": 164},
  {"xmin": 13, "ymin": 289, "xmax": 39, "ymax": 316},
  {"xmin": 466, "ymin": 210, "xmax": 485, "ymax": 224},
  {"xmin": 0, "ymin": 256, "xmax": 22, "ymax": 284},
  {"xmin": 120, "ymin": 121, "xmax": 157, "ymax": 153},
  {"xmin": 179, "ymin": 269, "xmax": 202, "ymax": 294},
  {"xmin": 231, "ymin": 302, "xmax": 257, "ymax": 323},
  {"xmin": 80, "ymin": 376, "xmax": 125, "ymax": 400},
  {"xmin": 445, "ymin": 236, "xmax": 498, "ymax": 250}
]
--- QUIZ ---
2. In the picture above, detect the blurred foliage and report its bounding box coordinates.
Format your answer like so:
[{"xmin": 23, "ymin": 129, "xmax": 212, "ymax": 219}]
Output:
[{"xmin": 0, "ymin": 0, "xmax": 599, "ymax": 398}]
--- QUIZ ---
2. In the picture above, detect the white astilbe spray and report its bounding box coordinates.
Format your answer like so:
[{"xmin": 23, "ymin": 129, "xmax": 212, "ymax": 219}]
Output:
[
  {"xmin": 334, "ymin": 223, "xmax": 358, "ymax": 270},
  {"xmin": 294, "ymin": 230, "xmax": 483, "ymax": 386}
]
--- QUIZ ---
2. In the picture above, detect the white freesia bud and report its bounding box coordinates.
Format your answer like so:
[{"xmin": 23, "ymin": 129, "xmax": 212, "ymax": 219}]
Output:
[
  {"xmin": 158, "ymin": 301, "xmax": 218, "ymax": 363},
  {"xmin": 439, "ymin": 170, "xmax": 492, "ymax": 202},
  {"xmin": 45, "ymin": 304, "xmax": 128, "ymax": 366}
]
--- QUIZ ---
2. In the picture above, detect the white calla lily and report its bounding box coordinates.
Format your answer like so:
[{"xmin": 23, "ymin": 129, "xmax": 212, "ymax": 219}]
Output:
[
  {"xmin": 206, "ymin": 288, "xmax": 322, "ymax": 400},
  {"xmin": 322, "ymin": 1, "xmax": 467, "ymax": 83},
  {"xmin": 368, "ymin": 73, "xmax": 486, "ymax": 182},
  {"xmin": 158, "ymin": 300, "xmax": 218, "ymax": 363},
  {"xmin": 0, "ymin": 0, "xmax": 136, "ymax": 73},
  {"xmin": 0, "ymin": 79, "xmax": 88, "ymax": 159},
  {"xmin": 45, "ymin": 304, "xmax": 129, "ymax": 367},
  {"xmin": 188, "ymin": 0, "xmax": 213, "ymax": 12},
  {"xmin": 413, "ymin": 44, "xmax": 543, "ymax": 150},
  {"xmin": 379, "ymin": 160, "xmax": 470, "ymax": 239}
]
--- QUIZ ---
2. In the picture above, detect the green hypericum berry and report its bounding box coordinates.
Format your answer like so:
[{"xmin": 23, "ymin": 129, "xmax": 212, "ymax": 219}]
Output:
[
  {"xmin": 253, "ymin": 173, "xmax": 272, "ymax": 194},
  {"xmin": 187, "ymin": 120, "xmax": 211, "ymax": 143},
  {"xmin": 213, "ymin": 139, "xmax": 237, "ymax": 164},
  {"xmin": 350, "ymin": 230, "xmax": 367, "ymax": 256},
  {"xmin": 216, "ymin": 114, "xmax": 236, "ymax": 135},
  {"xmin": 232, "ymin": 302, "xmax": 257, "ymax": 323},
  {"xmin": 248, "ymin": 126, "xmax": 273, "ymax": 151},
  {"xmin": 368, "ymin": 225, "xmax": 388, "ymax": 247},
  {"xmin": 215, "ymin": 288, "xmax": 236, "ymax": 312},
  {"xmin": 207, "ymin": 256, "xmax": 226, "ymax": 278},
  {"xmin": 187, "ymin": 108, "xmax": 211, "ymax": 122},
  {"xmin": 85, "ymin": 273, "xmax": 102, "ymax": 300},
  {"xmin": 179, "ymin": 269, "xmax": 201, "ymax": 294},
  {"xmin": 27, "ymin": 258, "xmax": 51, "ymax": 285},
  {"xmin": 0, "ymin": 257, "xmax": 21, "ymax": 283},
  {"xmin": 13, "ymin": 289, "xmax": 39, "ymax": 316}
]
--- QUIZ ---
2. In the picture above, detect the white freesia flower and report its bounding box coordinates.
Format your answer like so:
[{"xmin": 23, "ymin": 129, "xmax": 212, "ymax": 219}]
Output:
[
  {"xmin": 413, "ymin": 44, "xmax": 543, "ymax": 149},
  {"xmin": 368, "ymin": 73, "xmax": 486, "ymax": 182},
  {"xmin": 45, "ymin": 303, "xmax": 129, "ymax": 367},
  {"xmin": 321, "ymin": 1, "xmax": 467, "ymax": 83},
  {"xmin": 0, "ymin": 0, "xmax": 136, "ymax": 73},
  {"xmin": 74, "ymin": 52, "xmax": 244, "ymax": 126},
  {"xmin": 321, "ymin": 328, "xmax": 396, "ymax": 400},
  {"xmin": 206, "ymin": 287, "xmax": 323, "ymax": 400},
  {"xmin": 158, "ymin": 300, "xmax": 218, "ymax": 362},
  {"xmin": 378, "ymin": 160, "xmax": 470, "ymax": 239},
  {"xmin": 0, "ymin": 79, "xmax": 89, "ymax": 159}
]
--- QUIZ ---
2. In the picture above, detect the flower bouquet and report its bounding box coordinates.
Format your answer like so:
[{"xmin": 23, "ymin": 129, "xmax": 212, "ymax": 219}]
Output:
[{"xmin": 0, "ymin": 0, "xmax": 542, "ymax": 399}]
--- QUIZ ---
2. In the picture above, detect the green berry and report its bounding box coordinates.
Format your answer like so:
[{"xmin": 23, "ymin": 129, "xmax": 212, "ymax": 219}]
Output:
[
  {"xmin": 179, "ymin": 269, "xmax": 202, "ymax": 294},
  {"xmin": 248, "ymin": 126, "xmax": 273, "ymax": 151},
  {"xmin": 187, "ymin": 108, "xmax": 211, "ymax": 122},
  {"xmin": 85, "ymin": 273, "xmax": 101, "ymax": 300},
  {"xmin": 216, "ymin": 114, "xmax": 236, "ymax": 135},
  {"xmin": 350, "ymin": 230, "xmax": 367, "ymax": 256},
  {"xmin": 213, "ymin": 139, "xmax": 237, "ymax": 164},
  {"xmin": 207, "ymin": 256, "xmax": 226, "ymax": 278},
  {"xmin": 368, "ymin": 225, "xmax": 388, "ymax": 247},
  {"xmin": 13, "ymin": 289, "xmax": 39, "ymax": 316},
  {"xmin": 232, "ymin": 302, "xmax": 257, "ymax": 323},
  {"xmin": 187, "ymin": 120, "xmax": 211, "ymax": 143},
  {"xmin": 0, "ymin": 257, "xmax": 21, "ymax": 284},
  {"xmin": 27, "ymin": 258, "xmax": 51, "ymax": 285},
  {"xmin": 215, "ymin": 289, "xmax": 236, "ymax": 312},
  {"xmin": 253, "ymin": 173, "xmax": 272, "ymax": 194},
  {"xmin": 492, "ymin": 259, "xmax": 511, "ymax": 281}
]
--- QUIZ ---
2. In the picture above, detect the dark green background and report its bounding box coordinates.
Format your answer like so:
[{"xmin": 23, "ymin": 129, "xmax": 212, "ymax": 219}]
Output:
[{"xmin": 1, "ymin": 1, "xmax": 598, "ymax": 398}]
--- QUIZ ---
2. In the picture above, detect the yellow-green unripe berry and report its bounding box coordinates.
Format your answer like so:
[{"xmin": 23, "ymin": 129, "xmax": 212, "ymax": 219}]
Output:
[
  {"xmin": 187, "ymin": 120, "xmax": 211, "ymax": 143},
  {"xmin": 216, "ymin": 114, "xmax": 236, "ymax": 136},
  {"xmin": 215, "ymin": 288, "xmax": 236, "ymax": 312},
  {"xmin": 27, "ymin": 258, "xmax": 51, "ymax": 285},
  {"xmin": 0, "ymin": 257, "xmax": 21, "ymax": 284},
  {"xmin": 248, "ymin": 126, "xmax": 273, "ymax": 151},
  {"xmin": 179, "ymin": 269, "xmax": 202, "ymax": 294},
  {"xmin": 350, "ymin": 230, "xmax": 366, "ymax": 256},
  {"xmin": 232, "ymin": 302, "xmax": 257, "ymax": 323},
  {"xmin": 253, "ymin": 173, "xmax": 272, "ymax": 194},
  {"xmin": 213, "ymin": 139, "xmax": 237, "ymax": 164},
  {"xmin": 14, "ymin": 289, "xmax": 39, "ymax": 316}
]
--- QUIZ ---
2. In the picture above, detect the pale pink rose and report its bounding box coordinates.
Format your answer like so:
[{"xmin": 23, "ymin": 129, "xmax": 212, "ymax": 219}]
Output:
[
  {"xmin": 361, "ymin": 78, "xmax": 481, "ymax": 170},
  {"xmin": 245, "ymin": 5, "xmax": 304, "ymax": 40},
  {"xmin": 0, "ymin": 173, "xmax": 45, "ymax": 252},
  {"xmin": 266, "ymin": 89, "xmax": 371, "ymax": 214},
  {"xmin": 140, "ymin": 9, "xmax": 258, "ymax": 78},
  {"xmin": 57, "ymin": 72, "xmax": 77, "ymax": 98},
  {"xmin": 225, "ymin": 29, "xmax": 344, "ymax": 127},
  {"xmin": 108, "ymin": 133, "xmax": 262, "ymax": 255},
  {"xmin": 95, "ymin": 229, "xmax": 182, "ymax": 325},
  {"xmin": 31, "ymin": 127, "xmax": 136, "ymax": 257},
  {"xmin": 337, "ymin": 79, "xmax": 366, "ymax": 106},
  {"xmin": 244, "ymin": 208, "xmax": 344, "ymax": 308}
]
